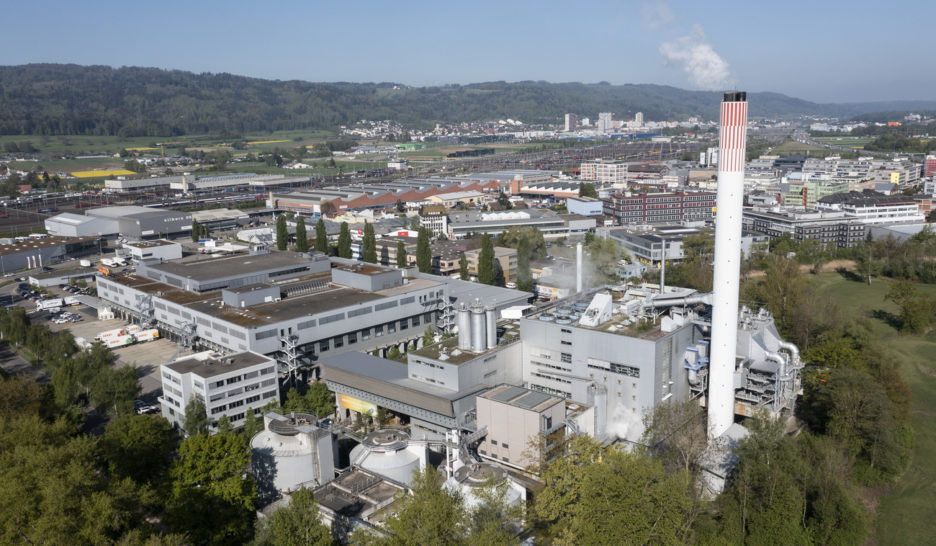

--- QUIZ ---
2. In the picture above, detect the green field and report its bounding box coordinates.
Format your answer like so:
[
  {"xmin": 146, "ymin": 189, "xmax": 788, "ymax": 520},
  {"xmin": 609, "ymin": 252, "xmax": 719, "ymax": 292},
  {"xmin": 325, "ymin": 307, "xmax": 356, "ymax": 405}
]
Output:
[
  {"xmin": 814, "ymin": 136, "xmax": 877, "ymax": 149},
  {"xmin": 810, "ymin": 273, "xmax": 936, "ymax": 544}
]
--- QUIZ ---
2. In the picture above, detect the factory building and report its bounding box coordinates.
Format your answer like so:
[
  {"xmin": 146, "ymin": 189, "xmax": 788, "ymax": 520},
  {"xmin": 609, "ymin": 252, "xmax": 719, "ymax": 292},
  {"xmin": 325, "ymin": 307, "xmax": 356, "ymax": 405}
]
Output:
[
  {"xmin": 0, "ymin": 235, "xmax": 99, "ymax": 274},
  {"xmin": 475, "ymin": 385, "xmax": 565, "ymax": 471},
  {"xmin": 123, "ymin": 240, "xmax": 183, "ymax": 262},
  {"xmin": 601, "ymin": 226, "xmax": 764, "ymax": 265},
  {"xmin": 46, "ymin": 206, "xmax": 192, "ymax": 239},
  {"xmin": 159, "ymin": 350, "xmax": 279, "ymax": 431},
  {"xmin": 447, "ymin": 210, "xmax": 595, "ymax": 240},
  {"xmin": 565, "ymin": 196, "xmax": 604, "ymax": 216}
]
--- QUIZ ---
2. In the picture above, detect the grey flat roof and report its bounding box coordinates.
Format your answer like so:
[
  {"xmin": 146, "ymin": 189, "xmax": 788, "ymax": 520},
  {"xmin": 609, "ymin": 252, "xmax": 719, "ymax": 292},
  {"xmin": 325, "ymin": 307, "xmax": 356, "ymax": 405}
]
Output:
[
  {"xmin": 321, "ymin": 352, "xmax": 488, "ymax": 418},
  {"xmin": 479, "ymin": 384, "xmax": 563, "ymax": 411},
  {"xmin": 166, "ymin": 351, "xmax": 272, "ymax": 378},
  {"xmin": 147, "ymin": 252, "xmax": 322, "ymax": 281},
  {"xmin": 415, "ymin": 274, "xmax": 529, "ymax": 309}
]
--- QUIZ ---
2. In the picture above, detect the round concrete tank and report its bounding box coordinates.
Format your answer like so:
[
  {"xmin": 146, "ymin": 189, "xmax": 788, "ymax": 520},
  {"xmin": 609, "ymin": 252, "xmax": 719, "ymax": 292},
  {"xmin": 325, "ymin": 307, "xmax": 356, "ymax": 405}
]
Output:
[
  {"xmin": 348, "ymin": 429, "xmax": 424, "ymax": 486},
  {"xmin": 457, "ymin": 304, "xmax": 471, "ymax": 350},
  {"xmin": 485, "ymin": 307, "xmax": 497, "ymax": 349},
  {"xmin": 250, "ymin": 412, "xmax": 327, "ymax": 495},
  {"xmin": 444, "ymin": 462, "xmax": 525, "ymax": 511},
  {"xmin": 470, "ymin": 304, "xmax": 486, "ymax": 352}
]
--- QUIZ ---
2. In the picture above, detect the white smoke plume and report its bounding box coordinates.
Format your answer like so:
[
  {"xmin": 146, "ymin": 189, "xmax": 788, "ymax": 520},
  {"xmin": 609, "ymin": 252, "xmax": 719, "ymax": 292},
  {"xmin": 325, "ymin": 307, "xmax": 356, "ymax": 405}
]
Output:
[
  {"xmin": 659, "ymin": 24, "xmax": 734, "ymax": 90},
  {"xmin": 641, "ymin": 0, "xmax": 673, "ymax": 30}
]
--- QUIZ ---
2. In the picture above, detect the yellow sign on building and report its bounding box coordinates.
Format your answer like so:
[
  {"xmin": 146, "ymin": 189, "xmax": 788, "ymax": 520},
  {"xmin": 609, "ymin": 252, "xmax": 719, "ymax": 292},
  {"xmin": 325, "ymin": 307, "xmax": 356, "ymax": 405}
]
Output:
[{"xmin": 340, "ymin": 394, "xmax": 376, "ymax": 416}]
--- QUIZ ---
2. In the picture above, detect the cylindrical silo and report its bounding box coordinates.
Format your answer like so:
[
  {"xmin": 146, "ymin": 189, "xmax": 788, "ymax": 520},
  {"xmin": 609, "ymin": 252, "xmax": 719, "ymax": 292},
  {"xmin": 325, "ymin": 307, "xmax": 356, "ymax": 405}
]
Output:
[
  {"xmin": 485, "ymin": 307, "xmax": 497, "ymax": 349},
  {"xmin": 470, "ymin": 303, "xmax": 486, "ymax": 353},
  {"xmin": 457, "ymin": 304, "xmax": 471, "ymax": 350}
]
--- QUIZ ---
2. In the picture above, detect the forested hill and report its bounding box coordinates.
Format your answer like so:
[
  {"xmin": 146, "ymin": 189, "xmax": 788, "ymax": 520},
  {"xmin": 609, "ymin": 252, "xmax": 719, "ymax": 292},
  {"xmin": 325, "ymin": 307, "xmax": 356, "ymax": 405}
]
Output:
[{"xmin": 1, "ymin": 64, "xmax": 933, "ymax": 137}]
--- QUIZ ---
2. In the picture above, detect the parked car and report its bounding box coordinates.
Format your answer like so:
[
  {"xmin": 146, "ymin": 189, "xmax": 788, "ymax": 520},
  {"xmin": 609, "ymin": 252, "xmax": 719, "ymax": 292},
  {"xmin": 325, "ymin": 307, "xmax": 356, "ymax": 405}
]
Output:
[{"xmin": 134, "ymin": 400, "xmax": 158, "ymax": 415}]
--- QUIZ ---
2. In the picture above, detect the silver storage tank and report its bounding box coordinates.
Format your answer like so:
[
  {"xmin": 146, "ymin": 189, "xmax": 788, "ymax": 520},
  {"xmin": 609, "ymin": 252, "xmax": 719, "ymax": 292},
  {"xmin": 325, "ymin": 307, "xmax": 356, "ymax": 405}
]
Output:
[
  {"xmin": 457, "ymin": 304, "xmax": 472, "ymax": 350},
  {"xmin": 485, "ymin": 307, "xmax": 497, "ymax": 349},
  {"xmin": 470, "ymin": 303, "xmax": 486, "ymax": 353}
]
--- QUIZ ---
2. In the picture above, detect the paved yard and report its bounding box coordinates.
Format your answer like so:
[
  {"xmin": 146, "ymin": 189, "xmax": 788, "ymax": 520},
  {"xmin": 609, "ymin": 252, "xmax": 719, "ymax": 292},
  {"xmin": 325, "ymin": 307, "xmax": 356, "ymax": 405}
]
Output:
[{"xmin": 47, "ymin": 315, "xmax": 196, "ymax": 401}]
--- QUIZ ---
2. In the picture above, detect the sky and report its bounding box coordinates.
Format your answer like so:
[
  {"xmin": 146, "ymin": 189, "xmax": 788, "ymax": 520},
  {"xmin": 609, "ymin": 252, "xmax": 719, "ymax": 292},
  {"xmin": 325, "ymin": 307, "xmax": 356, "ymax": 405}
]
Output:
[{"xmin": 0, "ymin": 0, "xmax": 932, "ymax": 103}]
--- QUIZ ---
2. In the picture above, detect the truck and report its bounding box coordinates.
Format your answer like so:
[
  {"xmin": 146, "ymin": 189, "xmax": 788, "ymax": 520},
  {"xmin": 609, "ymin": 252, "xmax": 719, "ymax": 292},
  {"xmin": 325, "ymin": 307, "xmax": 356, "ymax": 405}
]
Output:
[
  {"xmin": 95, "ymin": 328, "xmax": 126, "ymax": 341},
  {"xmin": 105, "ymin": 335, "xmax": 134, "ymax": 349},
  {"xmin": 133, "ymin": 329, "xmax": 159, "ymax": 343},
  {"xmin": 36, "ymin": 298, "xmax": 64, "ymax": 311},
  {"xmin": 64, "ymin": 296, "xmax": 81, "ymax": 306},
  {"xmin": 79, "ymin": 259, "xmax": 92, "ymax": 267}
]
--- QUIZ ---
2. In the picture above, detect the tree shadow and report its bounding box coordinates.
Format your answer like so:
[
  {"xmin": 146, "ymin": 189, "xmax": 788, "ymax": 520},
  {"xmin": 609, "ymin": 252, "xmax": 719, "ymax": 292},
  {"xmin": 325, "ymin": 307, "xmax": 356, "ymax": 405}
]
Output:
[
  {"xmin": 252, "ymin": 447, "xmax": 280, "ymax": 508},
  {"xmin": 871, "ymin": 308, "xmax": 902, "ymax": 330},
  {"xmin": 836, "ymin": 267, "xmax": 864, "ymax": 283}
]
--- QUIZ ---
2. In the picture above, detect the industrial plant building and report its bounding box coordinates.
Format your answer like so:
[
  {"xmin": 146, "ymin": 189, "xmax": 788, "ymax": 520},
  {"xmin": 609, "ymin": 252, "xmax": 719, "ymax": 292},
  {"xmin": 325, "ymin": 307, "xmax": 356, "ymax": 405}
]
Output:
[{"xmin": 0, "ymin": 235, "xmax": 99, "ymax": 274}]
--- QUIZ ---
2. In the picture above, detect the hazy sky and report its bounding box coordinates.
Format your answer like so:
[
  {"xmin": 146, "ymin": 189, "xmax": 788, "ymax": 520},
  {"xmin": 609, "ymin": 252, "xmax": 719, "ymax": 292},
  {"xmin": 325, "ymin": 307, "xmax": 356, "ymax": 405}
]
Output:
[{"xmin": 1, "ymin": 0, "xmax": 931, "ymax": 103}]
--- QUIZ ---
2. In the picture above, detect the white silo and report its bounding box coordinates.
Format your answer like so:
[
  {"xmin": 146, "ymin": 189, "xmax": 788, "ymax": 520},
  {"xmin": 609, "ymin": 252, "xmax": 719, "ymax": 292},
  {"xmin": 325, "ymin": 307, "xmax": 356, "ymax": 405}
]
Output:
[
  {"xmin": 470, "ymin": 301, "xmax": 486, "ymax": 352},
  {"xmin": 485, "ymin": 307, "xmax": 497, "ymax": 349},
  {"xmin": 444, "ymin": 461, "xmax": 526, "ymax": 511},
  {"xmin": 457, "ymin": 304, "xmax": 472, "ymax": 350}
]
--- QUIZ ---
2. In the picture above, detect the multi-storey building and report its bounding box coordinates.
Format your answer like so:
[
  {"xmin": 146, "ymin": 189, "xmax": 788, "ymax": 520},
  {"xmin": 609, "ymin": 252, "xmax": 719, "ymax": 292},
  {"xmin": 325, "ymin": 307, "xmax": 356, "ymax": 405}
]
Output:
[
  {"xmin": 464, "ymin": 246, "xmax": 518, "ymax": 284},
  {"xmin": 925, "ymin": 155, "xmax": 936, "ymax": 178},
  {"xmin": 816, "ymin": 190, "xmax": 925, "ymax": 225},
  {"xmin": 564, "ymin": 113, "xmax": 578, "ymax": 132},
  {"xmin": 580, "ymin": 160, "xmax": 629, "ymax": 184},
  {"xmin": 743, "ymin": 209, "xmax": 867, "ymax": 248},
  {"xmin": 781, "ymin": 175, "xmax": 849, "ymax": 209},
  {"xmin": 597, "ymin": 112, "xmax": 614, "ymax": 133},
  {"xmin": 160, "ymin": 351, "xmax": 279, "ymax": 432},
  {"xmin": 419, "ymin": 205, "xmax": 448, "ymax": 236},
  {"xmin": 602, "ymin": 191, "xmax": 716, "ymax": 225}
]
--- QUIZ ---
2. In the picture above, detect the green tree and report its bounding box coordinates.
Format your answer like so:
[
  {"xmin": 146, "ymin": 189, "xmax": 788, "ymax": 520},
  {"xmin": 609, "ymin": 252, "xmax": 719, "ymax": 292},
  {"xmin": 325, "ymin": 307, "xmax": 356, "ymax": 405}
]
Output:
[
  {"xmin": 253, "ymin": 487, "xmax": 331, "ymax": 546},
  {"xmin": 276, "ymin": 214, "xmax": 289, "ymax": 251},
  {"xmin": 477, "ymin": 234, "xmax": 496, "ymax": 285},
  {"xmin": 578, "ymin": 182, "xmax": 597, "ymax": 198},
  {"xmin": 283, "ymin": 383, "xmax": 336, "ymax": 418},
  {"xmin": 386, "ymin": 345, "xmax": 402, "ymax": 360},
  {"xmin": 362, "ymin": 222, "xmax": 377, "ymax": 263},
  {"xmin": 90, "ymin": 365, "xmax": 140, "ymax": 419},
  {"xmin": 169, "ymin": 431, "xmax": 256, "ymax": 544},
  {"xmin": 295, "ymin": 216, "xmax": 309, "ymax": 253},
  {"xmin": 354, "ymin": 466, "xmax": 466, "ymax": 546},
  {"xmin": 416, "ymin": 226, "xmax": 432, "ymax": 273},
  {"xmin": 459, "ymin": 252, "xmax": 469, "ymax": 280},
  {"xmin": 216, "ymin": 415, "xmax": 233, "ymax": 435},
  {"xmin": 191, "ymin": 219, "xmax": 201, "ymax": 242},
  {"xmin": 101, "ymin": 414, "xmax": 179, "ymax": 485},
  {"xmin": 243, "ymin": 409, "xmax": 263, "ymax": 439},
  {"xmin": 422, "ymin": 327, "xmax": 436, "ymax": 348},
  {"xmin": 337, "ymin": 222, "xmax": 352, "ymax": 259},
  {"xmin": 885, "ymin": 279, "xmax": 934, "ymax": 334},
  {"xmin": 396, "ymin": 241, "xmax": 408, "ymax": 268},
  {"xmin": 516, "ymin": 237, "xmax": 533, "ymax": 292},
  {"xmin": 184, "ymin": 397, "xmax": 209, "ymax": 436},
  {"xmin": 315, "ymin": 217, "xmax": 328, "ymax": 253}
]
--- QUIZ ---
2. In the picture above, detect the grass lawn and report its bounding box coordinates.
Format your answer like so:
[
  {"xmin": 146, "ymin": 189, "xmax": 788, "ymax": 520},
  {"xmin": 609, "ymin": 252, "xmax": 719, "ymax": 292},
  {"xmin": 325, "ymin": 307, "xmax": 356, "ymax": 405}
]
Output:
[
  {"xmin": 814, "ymin": 136, "xmax": 877, "ymax": 149},
  {"xmin": 810, "ymin": 273, "xmax": 936, "ymax": 544}
]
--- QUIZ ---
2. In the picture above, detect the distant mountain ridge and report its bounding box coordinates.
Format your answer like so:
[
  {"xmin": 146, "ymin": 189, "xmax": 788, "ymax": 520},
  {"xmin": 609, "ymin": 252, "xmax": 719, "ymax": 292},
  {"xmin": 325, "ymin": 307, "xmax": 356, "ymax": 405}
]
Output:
[{"xmin": 0, "ymin": 64, "xmax": 934, "ymax": 137}]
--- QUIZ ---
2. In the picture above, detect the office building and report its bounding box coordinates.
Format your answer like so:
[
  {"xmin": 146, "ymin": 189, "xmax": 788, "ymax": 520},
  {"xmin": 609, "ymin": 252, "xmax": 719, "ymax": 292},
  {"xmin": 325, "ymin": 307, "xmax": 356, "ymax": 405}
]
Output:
[
  {"xmin": 597, "ymin": 112, "xmax": 614, "ymax": 133},
  {"xmin": 743, "ymin": 208, "xmax": 866, "ymax": 248},
  {"xmin": 815, "ymin": 190, "xmax": 924, "ymax": 225},
  {"xmin": 564, "ymin": 113, "xmax": 578, "ymax": 132},
  {"xmin": 160, "ymin": 351, "xmax": 279, "ymax": 431},
  {"xmin": 580, "ymin": 160, "xmax": 629, "ymax": 184},
  {"xmin": 602, "ymin": 191, "xmax": 716, "ymax": 225},
  {"xmin": 418, "ymin": 205, "xmax": 448, "ymax": 236},
  {"xmin": 464, "ymin": 246, "xmax": 518, "ymax": 284}
]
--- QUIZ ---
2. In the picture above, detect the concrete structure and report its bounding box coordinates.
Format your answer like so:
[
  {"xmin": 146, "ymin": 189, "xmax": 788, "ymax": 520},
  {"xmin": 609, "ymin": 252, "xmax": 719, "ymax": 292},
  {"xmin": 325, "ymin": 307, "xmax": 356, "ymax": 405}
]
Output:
[
  {"xmin": 816, "ymin": 190, "xmax": 925, "ymax": 225},
  {"xmin": 159, "ymin": 351, "xmax": 279, "ymax": 431},
  {"xmin": 347, "ymin": 429, "xmax": 427, "ymax": 486},
  {"xmin": 709, "ymin": 91, "xmax": 747, "ymax": 439},
  {"xmin": 476, "ymin": 384, "xmax": 565, "ymax": 471},
  {"xmin": 123, "ymin": 240, "xmax": 182, "ymax": 262},
  {"xmin": 602, "ymin": 191, "xmax": 716, "ymax": 225},
  {"xmin": 0, "ymin": 236, "xmax": 99, "ymax": 274},
  {"xmin": 566, "ymin": 196, "xmax": 604, "ymax": 216},
  {"xmin": 564, "ymin": 113, "xmax": 578, "ymax": 132},
  {"xmin": 463, "ymin": 246, "xmax": 518, "ymax": 284},
  {"xmin": 418, "ymin": 205, "xmax": 448, "ymax": 236}
]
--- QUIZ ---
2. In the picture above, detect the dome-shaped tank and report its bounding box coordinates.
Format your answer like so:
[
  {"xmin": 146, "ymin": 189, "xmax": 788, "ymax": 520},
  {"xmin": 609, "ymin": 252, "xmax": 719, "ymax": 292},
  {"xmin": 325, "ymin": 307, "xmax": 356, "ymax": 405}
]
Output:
[
  {"xmin": 348, "ymin": 429, "xmax": 425, "ymax": 486},
  {"xmin": 444, "ymin": 461, "xmax": 526, "ymax": 510},
  {"xmin": 251, "ymin": 412, "xmax": 335, "ymax": 501}
]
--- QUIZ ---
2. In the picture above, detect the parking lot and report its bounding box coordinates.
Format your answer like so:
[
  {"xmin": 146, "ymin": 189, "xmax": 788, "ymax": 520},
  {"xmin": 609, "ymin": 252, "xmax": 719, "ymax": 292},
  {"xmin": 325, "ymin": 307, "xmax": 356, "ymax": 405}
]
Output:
[{"xmin": 45, "ymin": 312, "xmax": 195, "ymax": 401}]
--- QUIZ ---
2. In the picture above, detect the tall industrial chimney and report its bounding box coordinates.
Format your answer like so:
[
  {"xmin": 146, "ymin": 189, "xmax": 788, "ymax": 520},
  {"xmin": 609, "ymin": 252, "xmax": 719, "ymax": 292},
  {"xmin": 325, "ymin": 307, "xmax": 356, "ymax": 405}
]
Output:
[
  {"xmin": 708, "ymin": 92, "xmax": 748, "ymax": 439},
  {"xmin": 576, "ymin": 242, "xmax": 583, "ymax": 293}
]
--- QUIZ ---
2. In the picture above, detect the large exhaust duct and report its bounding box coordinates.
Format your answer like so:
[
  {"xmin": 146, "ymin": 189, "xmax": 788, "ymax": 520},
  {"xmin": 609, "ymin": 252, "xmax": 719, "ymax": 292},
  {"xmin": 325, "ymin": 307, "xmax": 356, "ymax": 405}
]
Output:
[
  {"xmin": 708, "ymin": 92, "xmax": 748, "ymax": 440},
  {"xmin": 576, "ymin": 242, "xmax": 583, "ymax": 293}
]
